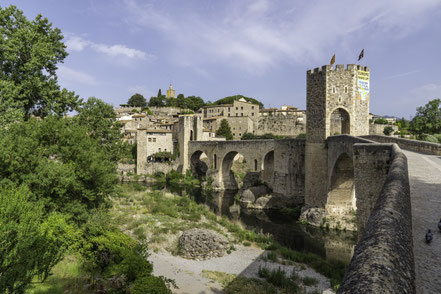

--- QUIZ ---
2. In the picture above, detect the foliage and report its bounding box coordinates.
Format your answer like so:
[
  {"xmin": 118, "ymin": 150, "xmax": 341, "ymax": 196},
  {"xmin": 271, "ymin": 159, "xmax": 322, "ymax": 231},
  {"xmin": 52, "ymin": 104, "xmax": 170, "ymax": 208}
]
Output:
[
  {"xmin": 74, "ymin": 97, "xmax": 127, "ymax": 161},
  {"xmin": 216, "ymin": 119, "xmax": 233, "ymax": 140},
  {"xmin": 0, "ymin": 184, "xmax": 73, "ymax": 293},
  {"xmin": 258, "ymin": 266, "xmax": 299, "ymax": 292},
  {"xmin": 296, "ymin": 133, "xmax": 306, "ymax": 139},
  {"xmin": 149, "ymin": 151, "xmax": 175, "ymax": 161},
  {"xmin": 383, "ymin": 126, "xmax": 394, "ymax": 136},
  {"xmin": 127, "ymin": 93, "xmax": 147, "ymax": 107},
  {"xmin": 374, "ymin": 118, "xmax": 389, "ymax": 124},
  {"xmin": 409, "ymin": 98, "xmax": 441, "ymax": 135},
  {"xmin": 395, "ymin": 117, "xmax": 409, "ymax": 130},
  {"xmin": 0, "ymin": 117, "xmax": 118, "ymax": 223},
  {"xmin": 241, "ymin": 133, "xmax": 284, "ymax": 140},
  {"xmin": 132, "ymin": 276, "xmax": 172, "ymax": 294},
  {"xmin": 0, "ymin": 5, "xmax": 79, "ymax": 124},
  {"xmin": 148, "ymin": 96, "xmax": 166, "ymax": 107},
  {"xmin": 212, "ymin": 94, "xmax": 264, "ymax": 108},
  {"xmin": 419, "ymin": 134, "xmax": 438, "ymax": 143}
]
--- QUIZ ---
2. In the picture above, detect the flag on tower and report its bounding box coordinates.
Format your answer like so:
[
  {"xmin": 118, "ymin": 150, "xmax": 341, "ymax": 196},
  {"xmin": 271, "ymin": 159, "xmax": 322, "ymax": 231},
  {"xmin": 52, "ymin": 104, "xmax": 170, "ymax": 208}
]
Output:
[
  {"xmin": 358, "ymin": 49, "xmax": 364, "ymax": 61},
  {"xmin": 330, "ymin": 54, "xmax": 336, "ymax": 65}
]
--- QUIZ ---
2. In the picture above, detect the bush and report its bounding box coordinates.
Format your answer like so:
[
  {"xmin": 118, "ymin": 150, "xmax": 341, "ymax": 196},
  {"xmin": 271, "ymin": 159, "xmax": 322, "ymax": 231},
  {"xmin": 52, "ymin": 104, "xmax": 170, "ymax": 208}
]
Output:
[
  {"xmin": 374, "ymin": 118, "xmax": 388, "ymax": 124},
  {"xmin": 132, "ymin": 276, "xmax": 172, "ymax": 294},
  {"xmin": 420, "ymin": 134, "xmax": 438, "ymax": 143},
  {"xmin": 383, "ymin": 126, "xmax": 394, "ymax": 136}
]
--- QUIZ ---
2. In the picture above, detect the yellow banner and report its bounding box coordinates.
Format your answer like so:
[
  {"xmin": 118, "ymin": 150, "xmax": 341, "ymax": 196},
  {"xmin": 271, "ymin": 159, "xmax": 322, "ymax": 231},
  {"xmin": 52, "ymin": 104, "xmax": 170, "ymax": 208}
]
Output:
[{"xmin": 357, "ymin": 70, "xmax": 369, "ymax": 101}]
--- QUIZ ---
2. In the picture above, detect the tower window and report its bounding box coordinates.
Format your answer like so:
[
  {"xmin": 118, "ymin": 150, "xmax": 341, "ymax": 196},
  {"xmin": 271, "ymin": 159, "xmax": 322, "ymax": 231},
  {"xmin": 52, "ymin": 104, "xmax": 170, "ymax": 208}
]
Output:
[
  {"xmin": 344, "ymin": 86, "xmax": 348, "ymax": 93},
  {"xmin": 332, "ymin": 87, "xmax": 336, "ymax": 94}
]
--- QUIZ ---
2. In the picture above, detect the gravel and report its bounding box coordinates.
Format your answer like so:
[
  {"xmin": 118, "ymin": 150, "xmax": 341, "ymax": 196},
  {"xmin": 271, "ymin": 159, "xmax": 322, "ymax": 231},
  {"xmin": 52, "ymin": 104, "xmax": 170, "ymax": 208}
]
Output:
[{"xmin": 148, "ymin": 245, "xmax": 331, "ymax": 294}]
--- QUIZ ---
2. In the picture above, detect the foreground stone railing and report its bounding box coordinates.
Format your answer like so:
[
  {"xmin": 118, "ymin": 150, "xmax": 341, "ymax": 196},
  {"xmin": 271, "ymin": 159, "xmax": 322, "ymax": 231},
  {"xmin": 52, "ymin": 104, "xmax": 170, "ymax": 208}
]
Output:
[
  {"xmin": 338, "ymin": 144, "xmax": 415, "ymax": 293},
  {"xmin": 362, "ymin": 135, "xmax": 441, "ymax": 156}
]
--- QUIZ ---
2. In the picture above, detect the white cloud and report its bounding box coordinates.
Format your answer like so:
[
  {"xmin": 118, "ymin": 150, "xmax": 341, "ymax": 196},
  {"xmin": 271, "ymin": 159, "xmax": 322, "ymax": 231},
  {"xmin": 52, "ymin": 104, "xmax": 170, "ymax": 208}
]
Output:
[
  {"xmin": 57, "ymin": 65, "xmax": 97, "ymax": 85},
  {"xmin": 128, "ymin": 85, "xmax": 155, "ymax": 98},
  {"xmin": 384, "ymin": 69, "xmax": 421, "ymax": 80},
  {"xmin": 122, "ymin": 0, "xmax": 441, "ymax": 74},
  {"xmin": 65, "ymin": 35, "xmax": 153, "ymax": 61}
]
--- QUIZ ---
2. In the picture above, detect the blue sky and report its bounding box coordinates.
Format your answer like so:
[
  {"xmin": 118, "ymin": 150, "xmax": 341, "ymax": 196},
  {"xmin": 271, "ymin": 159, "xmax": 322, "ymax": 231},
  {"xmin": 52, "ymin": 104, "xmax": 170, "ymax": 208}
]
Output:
[{"xmin": 2, "ymin": 0, "xmax": 441, "ymax": 118}]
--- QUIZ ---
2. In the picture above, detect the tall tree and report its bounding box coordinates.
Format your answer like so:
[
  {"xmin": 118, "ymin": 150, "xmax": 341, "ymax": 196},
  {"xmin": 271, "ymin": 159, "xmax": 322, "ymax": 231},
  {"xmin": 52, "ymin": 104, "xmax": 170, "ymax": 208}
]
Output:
[
  {"xmin": 157, "ymin": 89, "xmax": 162, "ymax": 97},
  {"xmin": 216, "ymin": 119, "xmax": 233, "ymax": 140},
  {"xmin": 0, "ymin": 5, "xmax": 79, "ymax": 123},
  {"xmin": 409, "ymin": 98, "xmax": 441, "ymax": 135},
  {"xmin": 127, "ymin": 93, "xmax": 147, "ymax": 107}
]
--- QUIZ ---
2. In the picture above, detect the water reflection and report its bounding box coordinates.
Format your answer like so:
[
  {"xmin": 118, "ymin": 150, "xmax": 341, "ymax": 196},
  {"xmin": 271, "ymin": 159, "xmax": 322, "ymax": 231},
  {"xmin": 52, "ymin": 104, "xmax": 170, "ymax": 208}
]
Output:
[{"xmin": 143, "ymin": 181, "xmax": 356, "ymax": 265}]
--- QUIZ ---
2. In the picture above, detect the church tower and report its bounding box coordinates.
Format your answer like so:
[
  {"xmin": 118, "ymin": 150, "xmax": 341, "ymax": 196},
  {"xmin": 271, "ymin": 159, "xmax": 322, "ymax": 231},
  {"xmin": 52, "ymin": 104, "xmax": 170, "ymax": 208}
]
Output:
[{"xmin": 167, "ymin": 84, "xmax": 176, "ymax": 98}]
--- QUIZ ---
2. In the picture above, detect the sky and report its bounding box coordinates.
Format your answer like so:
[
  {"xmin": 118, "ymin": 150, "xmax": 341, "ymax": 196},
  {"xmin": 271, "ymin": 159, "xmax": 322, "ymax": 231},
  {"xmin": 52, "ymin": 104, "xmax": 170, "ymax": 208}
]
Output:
[{"xmin": 2, "ymin": 0, "xmax": 441, "ymax": 118}]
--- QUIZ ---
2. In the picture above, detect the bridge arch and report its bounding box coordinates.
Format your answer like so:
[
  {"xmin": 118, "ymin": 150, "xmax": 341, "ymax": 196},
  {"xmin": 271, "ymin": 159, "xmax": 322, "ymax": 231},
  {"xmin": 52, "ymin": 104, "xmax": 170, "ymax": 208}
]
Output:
[
  {"xmin": 261, "ymin": 150, "xmax": 274, "ymax": 187},
  {"xmin": 221, "ymin": 151, "xmax": 244, "ymax": 190},
  {"xmin": 190, "ymin": 150, "xmax": 209, "ymax": 178},
  {"xmin": 327, "ymin": 152, "xmax": 356, "ymax": 213},
  {"xmin": 329, "ymin": 107, "xmax": 350, "ymax": 136}
]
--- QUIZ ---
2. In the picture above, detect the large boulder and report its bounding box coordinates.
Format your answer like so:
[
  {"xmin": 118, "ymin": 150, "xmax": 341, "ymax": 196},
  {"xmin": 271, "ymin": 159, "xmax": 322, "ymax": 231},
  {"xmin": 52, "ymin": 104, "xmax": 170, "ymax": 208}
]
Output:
[
  {"xmin": 178, "ymin": 229, "xmax": 229, "ymax": 260},
  {"xmin": 240, "ymin": 185, "xmax": 269, "ymax": 204},
  {"xmin": 299, "ymin": 207, "xmax": 326, "ymax": 227}
]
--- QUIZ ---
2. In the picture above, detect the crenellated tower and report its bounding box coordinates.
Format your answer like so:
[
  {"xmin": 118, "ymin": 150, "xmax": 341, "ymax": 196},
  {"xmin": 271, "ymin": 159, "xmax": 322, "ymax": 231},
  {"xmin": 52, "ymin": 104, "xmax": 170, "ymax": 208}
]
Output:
[{"xmin": 305, "ymin": 64, "xmax": 370, "ymax": 208}]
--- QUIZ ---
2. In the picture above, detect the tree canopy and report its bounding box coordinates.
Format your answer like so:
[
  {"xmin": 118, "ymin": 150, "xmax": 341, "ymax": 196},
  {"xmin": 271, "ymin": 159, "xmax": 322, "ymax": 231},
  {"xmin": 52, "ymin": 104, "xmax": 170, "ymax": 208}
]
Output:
[
  {"xmin": 216, "ymin": 119, "xmax": 233, "ymax": 140},
  {"xmin": 127, "ymin": 93, "xmax": 147, "ymax": 107},
  {"xmin": 409, "ymin": 98, "xmax": 441, "ymax": 135},
  {"xmin": 0, "ymin": 5, "xmax": 79, "ymax": 123},
  {"xmin": 211, "ymin": 95, "xmax": 264, "ymax": 108}
]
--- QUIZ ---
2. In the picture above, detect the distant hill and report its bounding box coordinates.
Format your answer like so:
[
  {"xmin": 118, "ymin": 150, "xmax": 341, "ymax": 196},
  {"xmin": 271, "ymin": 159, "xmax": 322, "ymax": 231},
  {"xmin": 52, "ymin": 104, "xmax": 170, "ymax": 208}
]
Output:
[{"xmin": 211, "ymin": 95, "xmax": 264, "ymax": 108}]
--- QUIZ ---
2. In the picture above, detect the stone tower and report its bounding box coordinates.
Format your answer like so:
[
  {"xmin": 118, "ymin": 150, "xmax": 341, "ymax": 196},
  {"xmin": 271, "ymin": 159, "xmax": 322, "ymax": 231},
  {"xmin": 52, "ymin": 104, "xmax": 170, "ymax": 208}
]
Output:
[
  {"xmin": 305, "ymin": 64, "xmax": 370, "ymax": 208},
  {"xmin": 178, "ymin": 115, "xmax": 203, "ymax": 171},
  {"xmin": 167, "ymin": 84, "xmax": 176, "ymax": 98}
]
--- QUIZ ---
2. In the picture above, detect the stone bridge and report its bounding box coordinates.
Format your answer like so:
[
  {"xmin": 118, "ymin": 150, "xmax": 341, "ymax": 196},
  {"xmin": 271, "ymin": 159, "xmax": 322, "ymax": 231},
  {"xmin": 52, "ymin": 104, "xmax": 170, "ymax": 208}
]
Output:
[{"xmin": 188, "ymin": 139, "xmax": 305, "ymax": 201}]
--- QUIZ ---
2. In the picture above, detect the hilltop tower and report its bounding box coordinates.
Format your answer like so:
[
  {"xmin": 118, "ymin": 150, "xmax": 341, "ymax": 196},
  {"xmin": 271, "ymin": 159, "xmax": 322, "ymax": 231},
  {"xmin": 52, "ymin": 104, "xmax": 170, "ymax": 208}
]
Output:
[
  {"xmin": 167, "ymin": 84, "xmax": 176, "ymax": 98},
  {"xmin": 305, "ymin": 64, "xmax": 370, "ymax": 208}
]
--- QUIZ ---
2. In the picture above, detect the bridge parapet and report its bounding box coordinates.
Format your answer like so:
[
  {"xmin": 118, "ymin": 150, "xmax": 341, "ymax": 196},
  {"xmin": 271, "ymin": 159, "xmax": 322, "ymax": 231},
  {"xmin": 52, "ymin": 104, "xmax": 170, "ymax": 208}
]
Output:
[
  {"xmin": 338, "ymin": 144, "xmax": 415, "ymax": 293},
  {"xmin": 362, "ymin": 135, "xmax": 441, "ymax": 156}
]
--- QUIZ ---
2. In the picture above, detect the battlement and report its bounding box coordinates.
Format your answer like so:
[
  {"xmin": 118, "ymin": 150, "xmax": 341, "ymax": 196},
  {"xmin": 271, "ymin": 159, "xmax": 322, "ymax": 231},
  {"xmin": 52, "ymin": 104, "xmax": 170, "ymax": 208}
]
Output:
[{"xmin": 307, "ymin": 64, "xmax": 369, "ymax": 75}]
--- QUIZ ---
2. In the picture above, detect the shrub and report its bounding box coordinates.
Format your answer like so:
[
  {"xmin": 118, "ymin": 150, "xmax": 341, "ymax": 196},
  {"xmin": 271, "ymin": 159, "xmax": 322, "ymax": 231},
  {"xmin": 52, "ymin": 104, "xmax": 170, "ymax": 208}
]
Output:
[
  {"xmin": 374, "ymin": 118, "xmax": 388, "ymax": 124},
  {"xmin": 419, "ymin": 134, "xmax": 438, "ymax": 143},
  {"xmin": 132, "ymin": 276, "xmax": 172, "ymax": 294},
  {"xmin": 383, "ymin": 126, "xmax": 394, "ymax": 136}
]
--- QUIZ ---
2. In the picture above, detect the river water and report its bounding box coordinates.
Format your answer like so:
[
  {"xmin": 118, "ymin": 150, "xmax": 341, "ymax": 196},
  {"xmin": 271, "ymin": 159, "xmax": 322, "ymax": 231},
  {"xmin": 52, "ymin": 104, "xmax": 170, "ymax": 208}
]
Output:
[{"xmin": 146, "ymin": 181, "xmax": 356, "ymax": 265}]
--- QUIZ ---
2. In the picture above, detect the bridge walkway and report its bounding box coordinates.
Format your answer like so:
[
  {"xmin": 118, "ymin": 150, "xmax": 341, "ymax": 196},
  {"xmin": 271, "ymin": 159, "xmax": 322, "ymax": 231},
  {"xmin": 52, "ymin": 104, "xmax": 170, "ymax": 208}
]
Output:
[{"xmin": 404, "ymin": 150, "xmax": 441, "ymax": 294}]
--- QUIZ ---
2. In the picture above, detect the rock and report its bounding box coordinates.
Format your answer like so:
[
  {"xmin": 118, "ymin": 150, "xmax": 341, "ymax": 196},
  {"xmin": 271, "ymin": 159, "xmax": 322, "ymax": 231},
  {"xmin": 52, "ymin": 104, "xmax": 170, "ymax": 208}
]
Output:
[
  {"xmin": 242, "ymin": 172, "xmax": 261, "ymax": 190},
  {"xmin": 322, "ymin": 289, "xmax": 335, "ymax": 294},
  {"xmin": 241, "ymin": 189, "xmax": 255, "ymax": 204},
  {"xmin": 178, "ymin": 229, "xmax": 229, "ymax": 260},
  {"xmin": 240, "ymin": 185, "xmax": 269, "ymax": 204},
  {"xmin": 254, "ymin": 196, "xmax": 271, "ymax": 209},
  {"xmin": 299, "ymin": 207, "xmax": 326, "ymax": 227}
]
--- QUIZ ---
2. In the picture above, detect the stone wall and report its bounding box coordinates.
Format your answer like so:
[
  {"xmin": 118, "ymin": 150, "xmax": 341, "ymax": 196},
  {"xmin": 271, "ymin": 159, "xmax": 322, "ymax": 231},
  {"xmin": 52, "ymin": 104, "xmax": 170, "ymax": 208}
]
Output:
[
  {"xmin": 338, "ymin": 144, "xmax": 415, "ymax": 294},
  {"xmin": 144, "ymin": 160, "xmax": 179, "ymax": 175},
  {"xmin": 256, "ymin": 116, "xmax": 305, "ymax": 137},
  {"xmin": 362, "ymin": 135, "xmax": 441, "ymax": 155},
  {"xmin": 369, "ymin": 124, "xmax": 399, "ymax": 136},
  {"xmin": 272, "ymin": 139, "xmax": 305, "ymax": 203}
]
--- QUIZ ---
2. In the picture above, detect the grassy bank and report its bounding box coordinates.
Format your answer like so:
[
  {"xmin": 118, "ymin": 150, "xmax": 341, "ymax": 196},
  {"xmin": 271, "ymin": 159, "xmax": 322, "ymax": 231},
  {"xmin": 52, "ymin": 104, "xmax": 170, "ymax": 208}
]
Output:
[{"xmin": 113, "ymin": 183, "xmax": 347, "ymax": 289}]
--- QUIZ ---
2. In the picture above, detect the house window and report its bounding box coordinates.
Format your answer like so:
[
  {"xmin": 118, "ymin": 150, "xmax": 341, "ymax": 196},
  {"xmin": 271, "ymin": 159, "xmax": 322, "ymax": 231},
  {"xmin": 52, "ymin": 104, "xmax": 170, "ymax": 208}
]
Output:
[
  {"xmin": 233, "ymin": 133, "xmax": 235, "ymax": 136},
  {"xmin": 148, "ymin": 138, "xmax": 152, "ymax": 142},
  {"xmin": 236, "ymin": 113, "xmax": 238, "ymax": 117},
  {"xmin": 251, "ymin": 113, "xmax": 254, "ymax": 116},
  {"xmin": 228, "ymin": 107, "xmax": 230, "ymax": 112},
  {"xmin": 228, "ymin": 114, "xmax": 230, "ymax": 117},
  {"xmin": 241, "ymin": 106, "xmax": 243, "ymax": 110},
  {"xmin": 153, "ymin": 138, "xmax": 156, "ymax": 142},
  {"xmin": 239, "ymin": 133, "xmax": 242, "ymax": 136},
  {"xmin": 241, "ymin": 113, "xmax": 243, "ymax": 116},
  {"xmin": 236, "ymin": 107, "xmax": 238, "ymax": 110},
  {"xmin": 158, "ymin": 148, "xmax": 161, "ymax": 151},
  {"xmin": 252, "ymin": 106, "xmax": 254, "ymax": 109},
  {"xmin": 164, "ymin": 148, "xmax": 167, "ymax": 151}
]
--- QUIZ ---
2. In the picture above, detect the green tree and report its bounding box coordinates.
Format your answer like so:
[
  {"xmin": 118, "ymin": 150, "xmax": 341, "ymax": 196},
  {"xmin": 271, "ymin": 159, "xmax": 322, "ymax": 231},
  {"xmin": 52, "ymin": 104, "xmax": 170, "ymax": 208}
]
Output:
[
  {"xmin": 74, "ymin": 97, "xmax": 126, "ymax": 161},
  {"xmin": 0, "ymin": 5, "xmax": 79, "ymax": 123},
  {"xmin": 374, "ymin": 118, "xmax": 388, "ymax": 124},
  {"xmin": 0, "ymin": 117, "xmax": 118, "ymax": 222},
  {"xmin": 383, "ymin": 126, "xmax": 394, "ymax": 136},
  {"xmin": 0, "ymin": 184, "xmax": 73, "ymax": 293},
  {"xmin": 157, "ymin": 89, "xmax": 162, "ymax": 97},
  {"xmin": 409, "ymin": 98, "xmax": 441, "ymax": 135},
  {"xmin": 149, "ymin": 96, "xmax": 165, "ymax": 107},
  {"xmin": 184, "ymin": 96, "xmax": 205, "ymax": 111},
  {"xmin": 216, "ymin": 119, "xmax": 233, "ymax": 140},
  {"xmin": 127, "ymin": 93, "xmax": 147, "ymax": 107},
  {"xmin": 212, "ymin": 94, "xmax": 264, "ymax": 108}
]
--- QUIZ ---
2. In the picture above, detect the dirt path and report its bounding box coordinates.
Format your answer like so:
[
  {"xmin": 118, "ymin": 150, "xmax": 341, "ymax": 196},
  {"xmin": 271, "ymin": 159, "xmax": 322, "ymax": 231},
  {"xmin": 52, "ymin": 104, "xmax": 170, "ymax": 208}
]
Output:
[{"xmin": 148, "ymin": 245, "xmax": 331, "ymax": 294}]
